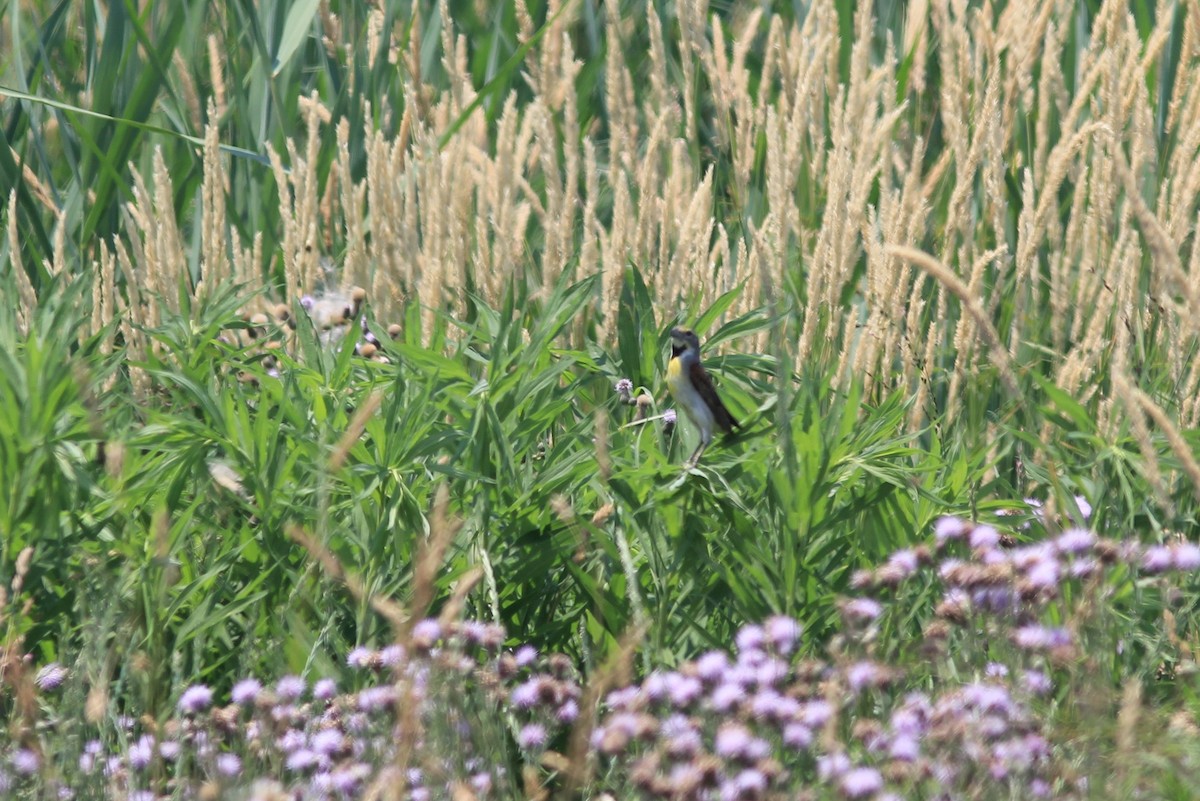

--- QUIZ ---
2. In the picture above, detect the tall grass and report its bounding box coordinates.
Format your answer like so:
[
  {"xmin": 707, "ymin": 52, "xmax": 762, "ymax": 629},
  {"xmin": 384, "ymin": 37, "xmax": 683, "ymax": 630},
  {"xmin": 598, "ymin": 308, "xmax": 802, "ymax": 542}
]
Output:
[{"xmin": 4, "ymin": 0, "xmax": 1200, "ymax": 797}]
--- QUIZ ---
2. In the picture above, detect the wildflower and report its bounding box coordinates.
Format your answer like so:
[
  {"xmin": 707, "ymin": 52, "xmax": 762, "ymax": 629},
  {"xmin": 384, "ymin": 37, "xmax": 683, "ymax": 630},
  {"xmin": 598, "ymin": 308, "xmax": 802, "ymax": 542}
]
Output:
[
  {"xmin": 275, "ymin": 675, "xmax": 305, "ymax": 701},
  {"xmin": 312, "ymin": 729, "xmax": 346, "ymax": 757},
  {"xmin": 357, "ymin": 685, "xmax": 397, "ymax": 712},
  {"xmin": 886, "ymin": 549, "xmax": 919, "ymax": 576},
  {"xmin": 839, "ymin": 766, "xmax": 884, "ymax": 798},
  {"xmin": 285, "ymin": 748, "xmax": 318, "ymax": 772},
  {"xmin": 128, "ymin": 735, "xmax": 155, "ymax": 770},
  {"xmin": 765, "ymin": 616, "xmax": 802, "ymax": 654},
  {"xmin": 510, "ymin": 679, "xmax": 541, "ymax": 709},
  {"xmin": 665, "ymin": 673, "xmax": 703, "ymax": 708},
  {"xmin": 1024, "ymin": 557, "xmax": 1061, "ymax": 589},
  {"xmin": 615, "ymin": 378, "xmax": 633, "ymax": 403},
  {"xmin": 661, "ymin": 715, "xmax": 702, "ymax": 757},
  {"xmin": 411, "ymin": 619, "xmax": 442, "ymax": 648},
  {"xmin": 1012, "ymin": 625, "xmax": 1071, "ymax": 651},
  {"xmin": 934, "ymin": 516, "xmax": 967, "ymax": 544},
  {"xmin": 216, "ymin": 753, "xmax": 242, "ymax": 777},
  {"xmin": 35, "ymin": 663, "xmax": 68, "ymax": 691},
  {"xmin": 313, "ymin": 678, "xmax": 337, "ymax": 700},
  {"xmin": 1072, "ymin": 496, "xmax": 1093, "ymax": 521},
  {"xmin": 842, "ymin": 597, "xmax": 883, "ymax": 623},
  {"xmin": 231, "ymin": 678, "xmax": 262, "ymax": 705},
  {"xmin": 710, "ymin": 682, "xmax": 747, "ymax": 712},
  {"xmin": 715, "ymin": 722, "xmax": 754, "ymax": 758},
  {"xmin": 889, "ymin": 734, "xmax": 920, "ymax": 761},
  {"xmin": 1143, "ymin": 545, "xmax": 1173, "ymax": 573},
  {"xmin": 696, "ymin": 650, "xmax": 730, "ymax": 682},
  {"xmin": 735, "ymin": 624, "xmax": 765, "ymax": 653},
  {"xmin": 724, "ymin": 768, "xmax": 767, "ymax": 798},
  {"xmin": 1055, "ymin": 528, "xmax": 1095, "ymax": 555},
  {"xmin": 380, "ymin": 644, "xmax": 406, "ymax": 667},
  {"xmin": 1173, "ymin": 543, "xmax": 1200, "ymax": 571},
  {"xmin": 514, "ymin": 644, "xmax": 538, "ymax": 667},
  {"xmin": 159, "ymin": 741, "xmax": 181, "ymax": 762},
  {"xmin": 517, "ymin": 723, "xmax": 548, "ymax": 750},
  {"xmin": 346, "ymin": 646, "xmax": 375, "ymax": 669},
  {"xmin": 10, "ymin": 749, "xmax": 39, "ymax": 775},
  {"xmin": 817, "ymin": 751, "xmax": 851, "ymax": 780},
  {"xmin": 969, "ymin": 525, "xmax": 1000, "ymax": 550},
  {"xmin": 178, "ymin": 684, "xmax": 213, "ymax": 714},
  {"xmin": 801, "ymin": 698, "xmax": 835, "ymax": 728},
  {"xmin": 782, "ymin": 723, "xmax": 813, "ymax": 749},
  {"xmin": 557, "ymin": 699, "xmax": 579, "ymax": 723},
  {"xmin": 846, "ymin": 661, "xmax": 889, "ymax": 693}
]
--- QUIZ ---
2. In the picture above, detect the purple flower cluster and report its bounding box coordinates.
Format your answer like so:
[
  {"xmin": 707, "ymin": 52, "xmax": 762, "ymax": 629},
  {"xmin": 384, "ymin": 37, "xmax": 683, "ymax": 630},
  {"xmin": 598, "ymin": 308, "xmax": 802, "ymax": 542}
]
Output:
[
  {"xmin": 3, "ymin": 618, "xmax": 569, "ymax": 800},
  {"xmin": 590, "ymin": 615, "xmax": 1058, "ymax": 799}
]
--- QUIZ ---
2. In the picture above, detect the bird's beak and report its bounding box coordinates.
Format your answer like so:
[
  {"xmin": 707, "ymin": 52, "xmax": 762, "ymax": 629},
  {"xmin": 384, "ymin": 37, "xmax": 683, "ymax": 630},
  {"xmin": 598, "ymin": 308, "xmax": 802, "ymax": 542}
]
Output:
[{"xmin": 669, "ymin": 327, "xmax": 685, "ymax": 341}]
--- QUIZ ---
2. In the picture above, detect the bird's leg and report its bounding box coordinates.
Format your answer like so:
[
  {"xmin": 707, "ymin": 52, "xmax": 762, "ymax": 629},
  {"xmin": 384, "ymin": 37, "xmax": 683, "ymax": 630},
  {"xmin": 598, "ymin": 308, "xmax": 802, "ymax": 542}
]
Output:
[{"xmin": 685, "ymin": 440, "xmax": 708, "ymax": 469}]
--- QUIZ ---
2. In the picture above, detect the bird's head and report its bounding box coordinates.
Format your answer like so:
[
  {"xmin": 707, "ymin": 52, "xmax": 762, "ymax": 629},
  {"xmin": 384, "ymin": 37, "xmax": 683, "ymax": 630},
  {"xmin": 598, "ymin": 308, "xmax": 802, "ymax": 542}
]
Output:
[{"xmin": 669, "ymin": 327, "xmax": 701, "ymax": 358}]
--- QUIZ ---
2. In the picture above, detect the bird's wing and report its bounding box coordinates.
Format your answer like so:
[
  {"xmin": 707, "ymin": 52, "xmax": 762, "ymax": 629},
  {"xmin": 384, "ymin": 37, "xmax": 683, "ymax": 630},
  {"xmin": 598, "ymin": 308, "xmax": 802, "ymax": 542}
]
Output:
[{"xmin": 689, "ymin": 360, "xmax": 739, "ymax": 432}]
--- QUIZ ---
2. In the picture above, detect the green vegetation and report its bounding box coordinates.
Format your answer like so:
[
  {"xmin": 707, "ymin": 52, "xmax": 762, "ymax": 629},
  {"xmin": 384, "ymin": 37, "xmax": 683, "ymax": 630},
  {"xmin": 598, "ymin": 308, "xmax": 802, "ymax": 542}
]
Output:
[{"xmin": 3, "ymin": 0, "xmax": 1200, "ymax": 798}]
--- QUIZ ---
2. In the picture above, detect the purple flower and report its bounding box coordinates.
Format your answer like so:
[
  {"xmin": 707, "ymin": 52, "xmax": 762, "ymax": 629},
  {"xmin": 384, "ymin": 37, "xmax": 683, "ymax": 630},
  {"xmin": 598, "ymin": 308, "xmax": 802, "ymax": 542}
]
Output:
[
  {"xmin": 889, "ymin": 734, "xmax": 920, "ymax": 761},
  {"xmin": 557, "ymin": 699, "xmax": 579, "ymax": 723},
  {"xmin": 1021, "ymin": 669, "xmax": 1053, "ymax": 696},
  {"xmin": 514, "ymin": 645, "xmax": 538, "ymax": 667},
  {"xmin": 801, "ymin": 699, "xmax": 834, "ymax": 728},
  {"xmin": 215, "ymin": 753, "xmax": 242, "ymax": 777},
  {"xmin": 783, "ymin": 723, "xmax": 813, "ymax": 749},
  {"xmin": 411, "ymin": 619, "xmax": 442, "ymax": 648},
  {"xmin": 380, "ymin": 644, "xmax": 406, "ymax": 667},
  {"xmin": 1173, "ymin": 543, "xmax": 1200, "ymax": 571},
  {"xmin": 158, "ymin": 741, "xmax": 181, "ymax": 762},
  {"xmin": 35, "ymin": 663, "xmax": 68, "ymax": 691},
  {"xmin": 934, "ymin": 516, "xmax": 967, "ymax": 543},
  {"xmin": 1055, "ymin": 528, "xmax": 1095, "ymax": 555},
  {"xmin": 846, "ymin": 661, "xmax": 887, "ymax": 693},
  {"xmin": 178, "ymin": 684, "xmax": 213, "ymax": 714},
  {"xmin": 969, "ymin": 525, "xmax": 1000, "ymax": 550},
  {"xmin": 843, "ymin": 598, "xmax": 883, "ymax": 623},
  {"xmin": 735, "ymin": 624, "xmax": 765, "ymax": 652},
  {"xmin": 231, "ymin": 678, "xmax": 262, "ymax": 705},
  {"xmin": 1072, "ymin": 495, "xmax": 1093, "ymax": 521},
  {"xmin": 817, "ymin": 751, "xmax": 851, "ymax": 780},
  {"xmin": 347, "ymin": 646, "xmax": 375, "ymax": 669},
  {"xmin": 517, "ymin": 723, "xmax": 548, "ymax": 750},
  {"xmin": 710, "ymin": 682, "xmax": 746, "ymax": 712},
  {"xmin": 312, "ymin": 729, "xmax": 345, "ymax": 757},
  {"xmin": 357, "ymin": 685, "xmax": 397, "ymax": 712},
  {"xmin": 510, "ymin": 679, "xmax": 540, "ymax": 709},
  {"xmin": 665, "ymin": 673, "xmax": 703, "ymax": 708},
  {"xmin": 10, "ymin": 749, "xmax": 39, "ymax": 775},
  {"xmin": 725, "ymin": 769, "xmax": 767, "ymax": 797},
  {"xmin": 1013, "ymin": 625, "xmax": 1071, "ymax": 651},
  {"xmin": 1143, "ymin": 545, "xmax": 1173, "ymax": 573},
  {"xmin": 715, "ymin": 722, "xmax": 754, "ymax": 758},
  {"xmin": 695, "ymin": 650, "xmax": 729, "ymax": 682},
  {"xmin": 285, "ymin": 748, "xmax": 318, "ymax": 772},
  {"xmin": 128, "ymin": 735, "xmax": 155, "ymax": 770},
  {"xmin": 1024, "ymin": 557, "xmax": 1061, "ymax": 589},
  {"xmin": 275, "ymin": 675, "xmax": 305, "ymax": 701},
  {"xmin": 663, "ymin": 409, "xmax": 677, "ymax": 425},
  {"xmin": 615, "ymin": 378, "xmax": 633, "ymax": 396},
  {"xmin": 887, "ymin": 549, "xmax": 919, "ymax": 576},
  {"xmin": 764, "ymin": 616, "xmax": 802, "ymax": 654},
  {"xmin": 313, "ymin": 678, "xmax": 338, "ymax": 700},
  {"xmin": 839, "ymin": 767, "xmax": 884, "ymax": 798}
]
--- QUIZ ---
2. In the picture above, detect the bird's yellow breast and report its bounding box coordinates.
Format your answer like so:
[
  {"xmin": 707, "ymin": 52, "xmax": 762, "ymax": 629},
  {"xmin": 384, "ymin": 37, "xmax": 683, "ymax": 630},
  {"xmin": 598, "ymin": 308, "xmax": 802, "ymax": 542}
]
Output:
[{"xmin": 666, "ymin": 357, "xmax": 688, "ymax": 396}]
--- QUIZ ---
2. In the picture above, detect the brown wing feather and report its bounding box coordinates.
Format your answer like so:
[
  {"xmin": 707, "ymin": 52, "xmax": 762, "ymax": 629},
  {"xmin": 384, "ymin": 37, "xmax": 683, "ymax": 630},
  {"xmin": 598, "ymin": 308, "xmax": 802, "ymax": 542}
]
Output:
[{"xmin": 689, "ymin": 361, "xmax": 739, "ymax": 432}]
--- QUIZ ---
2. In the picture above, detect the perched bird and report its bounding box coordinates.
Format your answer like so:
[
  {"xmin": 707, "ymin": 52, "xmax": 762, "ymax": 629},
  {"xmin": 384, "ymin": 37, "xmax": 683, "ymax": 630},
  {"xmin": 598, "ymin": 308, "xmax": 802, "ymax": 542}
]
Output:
[{"xmin": 666, "ymin": 327, "xmax": 739, "ymax": 468}]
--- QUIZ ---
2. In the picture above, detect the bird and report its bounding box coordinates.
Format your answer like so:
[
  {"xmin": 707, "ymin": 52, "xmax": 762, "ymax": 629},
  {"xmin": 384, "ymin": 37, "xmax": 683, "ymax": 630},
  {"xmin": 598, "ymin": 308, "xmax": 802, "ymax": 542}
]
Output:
[{"xmin": 666, "ymin": 327, "xmax": 740, "ymax": 468}]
